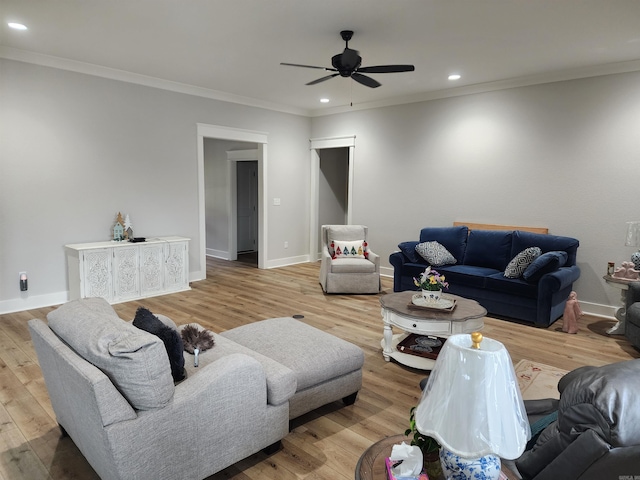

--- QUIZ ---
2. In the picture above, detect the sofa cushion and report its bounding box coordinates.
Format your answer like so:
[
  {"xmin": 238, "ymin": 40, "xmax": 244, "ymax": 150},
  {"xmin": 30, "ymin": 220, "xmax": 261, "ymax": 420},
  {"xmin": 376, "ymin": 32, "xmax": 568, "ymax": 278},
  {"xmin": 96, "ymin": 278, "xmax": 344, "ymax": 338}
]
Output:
[
  {"xmin": 511, "ymin": 231, "xmax": 579, "ymax": 266},
  {"xmin": 398, "ymin": 241, "xmax": 423, "ymax": 264},
  {"xmin": 415, "ymin": 241, "xmax": 457, "ymax": 267},
  {"xmin": 485, "ymin": 273, "xmax": 539, "ymax": 298},
  {"xmin": 47, "ymin": 298, "xmax": 174, "ymax": 411},
  {"xmin": 436, "ymin": 265, "xmax": 499, "ymax": 288},
  {"xmin": 419, "ymin": 226, "xmax": 468, "ymax": 264},
  {"xmin": 523, "ymin": 251, "xmax": 568, "ymax": 283},
  {"xmin": 133, "ymin": 307, "xmax": 185, "ymax": 383},
  {"xmin": 504, "ymin": 247, "xmax": 542, "ymax": 279},
  {"xmin": 463, "ymin": 230, "xmax": 513, "ymax": 271}
]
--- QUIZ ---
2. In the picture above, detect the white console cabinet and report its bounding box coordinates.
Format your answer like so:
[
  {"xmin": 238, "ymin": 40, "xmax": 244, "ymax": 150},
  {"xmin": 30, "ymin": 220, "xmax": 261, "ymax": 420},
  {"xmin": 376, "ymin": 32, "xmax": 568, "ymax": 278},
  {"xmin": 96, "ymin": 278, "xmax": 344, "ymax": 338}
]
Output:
[{"xmin": 66, "ymin": 237, "xmax": 190, "ymax": 304}]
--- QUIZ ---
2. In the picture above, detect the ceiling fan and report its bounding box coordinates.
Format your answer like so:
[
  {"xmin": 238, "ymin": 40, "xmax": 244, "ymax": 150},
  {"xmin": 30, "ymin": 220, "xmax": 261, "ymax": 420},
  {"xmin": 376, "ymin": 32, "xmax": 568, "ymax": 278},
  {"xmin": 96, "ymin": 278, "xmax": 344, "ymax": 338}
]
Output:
[{"xmin": 281, "ymin": 30, "xmax": 415, "ymax": 88}]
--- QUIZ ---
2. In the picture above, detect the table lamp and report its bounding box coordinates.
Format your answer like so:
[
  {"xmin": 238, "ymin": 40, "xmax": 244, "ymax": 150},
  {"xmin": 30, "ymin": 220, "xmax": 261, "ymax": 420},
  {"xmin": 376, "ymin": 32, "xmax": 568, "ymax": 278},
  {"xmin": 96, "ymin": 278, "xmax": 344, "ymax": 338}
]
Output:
[
  {"xmin": 415, "ymin": 332, "xmax": 530, "ymax": 480},
  {"xmin": 625, "ymin": 221, "xmax": 640, "ymax": 270}
]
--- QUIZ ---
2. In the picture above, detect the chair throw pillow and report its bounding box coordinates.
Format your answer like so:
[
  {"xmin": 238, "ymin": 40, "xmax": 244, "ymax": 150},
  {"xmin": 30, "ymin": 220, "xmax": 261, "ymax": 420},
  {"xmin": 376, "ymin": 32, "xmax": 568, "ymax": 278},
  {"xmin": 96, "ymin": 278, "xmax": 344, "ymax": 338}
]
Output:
[
  {"xmin": 331, "ymin": 239, "xmax": 368, "ymax": 259},
  {"xmin": 504, "ymin": 247, "xmax": 542, "ymax": 279},
  {"xmin": 415, "ymin": 241, "xmax": 457, "ymax": 267},
  {"xmin": 523, "ymin": 251, "xmax": 568, "ymax": 283},
  {"xmin": 133, "ymin": 307, "xmax": 186, "ymax": 382}
]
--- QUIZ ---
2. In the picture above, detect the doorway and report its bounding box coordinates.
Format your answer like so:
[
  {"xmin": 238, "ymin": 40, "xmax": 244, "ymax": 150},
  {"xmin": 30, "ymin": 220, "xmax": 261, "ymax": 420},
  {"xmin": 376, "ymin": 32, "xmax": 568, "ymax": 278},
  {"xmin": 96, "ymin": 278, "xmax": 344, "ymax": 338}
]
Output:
[
  {"xmin": 309, "ymin": 135, "xmax": 356, "ymax": 260},
  {"xmin": 197, "ymin": 124, "xmax": 268, "ymax": 273}
]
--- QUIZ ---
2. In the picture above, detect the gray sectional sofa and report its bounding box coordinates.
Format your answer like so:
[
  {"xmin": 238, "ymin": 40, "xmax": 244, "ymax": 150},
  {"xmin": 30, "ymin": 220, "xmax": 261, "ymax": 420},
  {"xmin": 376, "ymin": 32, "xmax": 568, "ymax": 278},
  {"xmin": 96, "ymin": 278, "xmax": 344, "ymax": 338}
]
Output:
[
  {"xmin": 29, "ymin": 298, "xmax": 364, "ymax": 480},
  {"xmin": 390, "ymin": 226, "xmax": 581, "ymax": 327}
]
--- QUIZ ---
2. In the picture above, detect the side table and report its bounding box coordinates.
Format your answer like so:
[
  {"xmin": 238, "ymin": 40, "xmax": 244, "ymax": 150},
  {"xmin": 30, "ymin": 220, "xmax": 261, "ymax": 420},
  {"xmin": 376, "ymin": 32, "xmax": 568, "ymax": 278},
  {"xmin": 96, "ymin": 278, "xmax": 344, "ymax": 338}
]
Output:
[{"xmin": 603, "ymin": 275, "xmax": 640, "ymax": 335}]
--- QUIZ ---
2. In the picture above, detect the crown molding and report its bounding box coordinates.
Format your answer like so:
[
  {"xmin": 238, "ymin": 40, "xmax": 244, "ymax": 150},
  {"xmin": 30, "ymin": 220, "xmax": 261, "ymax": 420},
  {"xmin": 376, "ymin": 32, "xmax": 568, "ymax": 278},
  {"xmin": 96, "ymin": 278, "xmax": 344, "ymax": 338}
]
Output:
[
  {"xmin": 0, "ymin": 46, "xmax": 311, "ymax": 117},
  {"xmin": 310, "ymin": 58, "xmax": 640, "ymax": 117}
]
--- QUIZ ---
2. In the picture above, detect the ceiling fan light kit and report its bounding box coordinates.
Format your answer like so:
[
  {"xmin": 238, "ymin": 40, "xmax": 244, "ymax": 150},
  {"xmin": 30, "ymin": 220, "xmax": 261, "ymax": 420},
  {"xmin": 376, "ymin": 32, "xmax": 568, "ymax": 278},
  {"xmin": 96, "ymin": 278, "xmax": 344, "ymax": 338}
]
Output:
[{"xmin": 281, "ymin": 30, "xmax": 414, "ymax": 89}]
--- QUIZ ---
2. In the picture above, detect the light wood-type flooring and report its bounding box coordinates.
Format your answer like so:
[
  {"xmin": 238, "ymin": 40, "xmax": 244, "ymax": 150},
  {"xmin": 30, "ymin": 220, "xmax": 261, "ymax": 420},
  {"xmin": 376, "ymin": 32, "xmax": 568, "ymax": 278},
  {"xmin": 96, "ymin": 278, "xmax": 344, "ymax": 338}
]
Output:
[{"xmin": 1, "ymin": 257, "xmax": 638, "ymax": 479}]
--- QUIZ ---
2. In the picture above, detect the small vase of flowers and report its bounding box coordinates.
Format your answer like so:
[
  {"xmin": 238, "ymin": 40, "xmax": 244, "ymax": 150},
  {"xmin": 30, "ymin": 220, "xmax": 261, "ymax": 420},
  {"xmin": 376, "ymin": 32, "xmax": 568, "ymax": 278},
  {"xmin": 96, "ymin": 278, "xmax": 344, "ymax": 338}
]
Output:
[{"xmin": 414, "ymin": 266, "xmax": 449, "ymax": 303}]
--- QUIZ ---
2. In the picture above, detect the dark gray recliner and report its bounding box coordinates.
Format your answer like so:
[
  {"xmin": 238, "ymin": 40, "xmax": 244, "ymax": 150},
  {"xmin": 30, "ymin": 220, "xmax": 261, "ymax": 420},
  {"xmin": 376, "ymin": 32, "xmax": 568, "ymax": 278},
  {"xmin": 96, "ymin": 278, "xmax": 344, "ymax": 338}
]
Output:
[
  {"xmin": 624, "ymin": 282, "xmax": 640, "ymax": 350},
  {"xmin": 515, "ymin": 359, "xmax": 640, "ymax": 480}
]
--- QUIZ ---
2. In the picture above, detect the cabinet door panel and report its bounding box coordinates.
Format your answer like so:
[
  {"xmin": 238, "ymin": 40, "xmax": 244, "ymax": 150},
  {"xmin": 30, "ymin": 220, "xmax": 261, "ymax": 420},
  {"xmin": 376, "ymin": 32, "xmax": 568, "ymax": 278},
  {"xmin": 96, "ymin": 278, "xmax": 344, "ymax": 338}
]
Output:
[
  {"xmin": 164, "ymin": 242, "xmax": 188, "ymax": 291},
  {"xmin": 81, "ymin": 249, "xmax": 112, "ymax": 301},
  {"xmin": 113, "ymin": 246, "xmax": 140, "ymax": 301},
  {"xmin": 140, "ymin": 244, "xmax": 165, "ymax": 295}
]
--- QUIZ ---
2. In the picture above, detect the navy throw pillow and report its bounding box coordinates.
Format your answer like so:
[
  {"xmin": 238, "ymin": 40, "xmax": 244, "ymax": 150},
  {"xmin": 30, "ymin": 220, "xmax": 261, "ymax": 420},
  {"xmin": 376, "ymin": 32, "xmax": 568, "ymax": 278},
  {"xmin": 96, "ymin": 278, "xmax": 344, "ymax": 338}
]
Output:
[
  {"xmin": 133, "ymin": 307, "xmax": 186, "ymax": 382},
  {"xmin": 523, "ymin": 251, "xmax": 568, "ymax": 283},
  {"xmin": 398, "ymin": 241, "xmax": 423, "ymax": 264}
]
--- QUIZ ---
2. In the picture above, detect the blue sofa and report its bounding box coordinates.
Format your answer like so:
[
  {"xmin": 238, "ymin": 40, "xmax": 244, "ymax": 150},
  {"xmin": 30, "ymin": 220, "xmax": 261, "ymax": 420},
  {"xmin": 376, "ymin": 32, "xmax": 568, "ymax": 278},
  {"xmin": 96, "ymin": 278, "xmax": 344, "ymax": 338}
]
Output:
[{"xmin": 389, "ymin": 226, "xmax": 581, "ymax": 327}]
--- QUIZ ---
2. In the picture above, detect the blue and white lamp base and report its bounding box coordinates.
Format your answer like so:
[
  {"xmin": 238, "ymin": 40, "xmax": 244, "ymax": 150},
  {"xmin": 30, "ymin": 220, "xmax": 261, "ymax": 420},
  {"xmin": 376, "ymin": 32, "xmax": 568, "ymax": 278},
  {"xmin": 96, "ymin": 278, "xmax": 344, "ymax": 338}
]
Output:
[{"xmin": 439, "ymin": 448, "xmax": 502, "ymax": 480}]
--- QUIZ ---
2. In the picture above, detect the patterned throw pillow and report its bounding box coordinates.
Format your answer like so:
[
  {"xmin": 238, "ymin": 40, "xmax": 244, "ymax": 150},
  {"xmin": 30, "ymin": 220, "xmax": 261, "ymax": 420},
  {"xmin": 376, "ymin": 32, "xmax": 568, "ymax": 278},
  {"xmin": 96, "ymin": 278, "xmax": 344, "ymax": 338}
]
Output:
[
  {"xmin": 504, "ymin": 247, "xmax": 542, "ymax": 279},
  {"xmin": 415, "ymin": 241, "xmax": 457, "ymax": 267},
  {"xmin": 331, "ymin": 239, "xmax": 368, "ymax": 259}
]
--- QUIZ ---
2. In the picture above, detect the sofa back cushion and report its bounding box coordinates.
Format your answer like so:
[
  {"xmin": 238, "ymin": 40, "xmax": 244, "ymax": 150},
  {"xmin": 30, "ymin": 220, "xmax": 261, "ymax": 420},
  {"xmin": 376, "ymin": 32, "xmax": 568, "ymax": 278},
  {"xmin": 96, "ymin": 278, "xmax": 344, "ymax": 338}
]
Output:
[
  {"xmin": 419, "ymin": 226, "xmax": 468, "ymax": 263},
  {"xmin": 510, "ymin": 231, "xmax": 579, "ymax": 266},
  {"xmin": 463, "ymin": 230, "xmax": 513, "ymax": 271},
  {"xmin": 47, "ymin": 298, "xmax": 175, "ymax": 411}
]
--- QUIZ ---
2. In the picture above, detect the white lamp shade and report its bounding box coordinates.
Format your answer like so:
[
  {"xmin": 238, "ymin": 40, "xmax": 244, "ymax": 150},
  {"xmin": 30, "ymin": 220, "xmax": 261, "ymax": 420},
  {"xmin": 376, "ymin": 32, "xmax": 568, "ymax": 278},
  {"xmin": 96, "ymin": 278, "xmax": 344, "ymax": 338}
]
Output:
[{"xmin": 415, "ymin": 334, "xmax": 531, "ymax": 460}]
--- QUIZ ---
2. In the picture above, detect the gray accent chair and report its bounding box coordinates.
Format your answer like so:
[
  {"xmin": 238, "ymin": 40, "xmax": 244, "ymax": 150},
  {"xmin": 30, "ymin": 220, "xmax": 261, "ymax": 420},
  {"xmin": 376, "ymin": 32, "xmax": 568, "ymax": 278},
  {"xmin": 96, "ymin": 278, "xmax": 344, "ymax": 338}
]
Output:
[
  {"xmin": 624, "ymin": 282, "xmax": 640, "ymax": 350},
  {"xmin": 319, "ymin": 224, "xmax": 380, "ymax": 294}
]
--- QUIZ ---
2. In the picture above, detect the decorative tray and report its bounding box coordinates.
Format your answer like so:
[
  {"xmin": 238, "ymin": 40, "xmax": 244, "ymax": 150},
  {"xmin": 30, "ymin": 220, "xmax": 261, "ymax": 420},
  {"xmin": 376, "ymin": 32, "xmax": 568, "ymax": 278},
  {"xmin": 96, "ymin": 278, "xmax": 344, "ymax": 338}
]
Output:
[
  {"xmin": 397, "ymin": 333, "xmax": 446, "ymax": 359},
  {"xmin": 409, "ymin": 294, "xmax": 457, "ymax": 312}
]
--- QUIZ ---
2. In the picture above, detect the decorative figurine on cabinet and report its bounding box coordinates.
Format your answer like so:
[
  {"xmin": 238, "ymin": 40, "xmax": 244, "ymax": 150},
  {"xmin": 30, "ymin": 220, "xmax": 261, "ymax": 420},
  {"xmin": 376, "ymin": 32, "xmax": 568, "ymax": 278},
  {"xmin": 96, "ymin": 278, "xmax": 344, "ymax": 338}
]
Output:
[{"xmin": 113, "ymin": 212, "xmax": 125, "ymax": 241}]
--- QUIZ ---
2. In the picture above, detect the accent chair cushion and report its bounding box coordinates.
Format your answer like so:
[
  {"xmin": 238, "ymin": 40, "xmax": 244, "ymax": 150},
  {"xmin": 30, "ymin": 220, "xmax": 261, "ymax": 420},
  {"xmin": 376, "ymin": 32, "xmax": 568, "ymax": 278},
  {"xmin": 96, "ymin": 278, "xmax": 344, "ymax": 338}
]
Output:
[
  {"xmin": 504, "ymin": 247, "xmax": 542, "ymax": 279},
  {"xmin": 415, "ymin": 241, "xmax": 457, "ymax": 267},
  {"xmin": 133, "ymin": 307, "xmax": 185, "ymax": 382},
  {"xmin": 47, "ymin": 298, "xmax": 175, "ymax": 411},
  {"xmin": 523, "ymin": 251, "xmax": 569, "ymax": 283}
]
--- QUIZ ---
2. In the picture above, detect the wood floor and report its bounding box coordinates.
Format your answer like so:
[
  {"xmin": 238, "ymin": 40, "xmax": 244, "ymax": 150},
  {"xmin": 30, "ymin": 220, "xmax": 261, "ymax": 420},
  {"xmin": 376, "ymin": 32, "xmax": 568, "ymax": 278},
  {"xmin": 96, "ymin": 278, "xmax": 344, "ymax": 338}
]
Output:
[{"xmin": 1, "ymin": 257, "xmax": 638, "ymax": 480}]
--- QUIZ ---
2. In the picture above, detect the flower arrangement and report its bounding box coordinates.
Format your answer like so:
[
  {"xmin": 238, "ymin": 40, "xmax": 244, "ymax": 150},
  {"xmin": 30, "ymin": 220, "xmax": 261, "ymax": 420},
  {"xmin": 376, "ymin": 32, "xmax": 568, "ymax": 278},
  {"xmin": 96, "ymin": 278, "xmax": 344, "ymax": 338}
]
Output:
[{"xmin": 413, "ymin": 266, "xmax": 449, "ymax": 291}]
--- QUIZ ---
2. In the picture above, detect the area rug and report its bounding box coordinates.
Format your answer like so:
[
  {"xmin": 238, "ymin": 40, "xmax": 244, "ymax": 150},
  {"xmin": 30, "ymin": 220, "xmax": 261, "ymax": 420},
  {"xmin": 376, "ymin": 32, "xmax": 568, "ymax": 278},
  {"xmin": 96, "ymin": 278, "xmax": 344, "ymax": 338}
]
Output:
[{"xmin": 514, "ymin": 359, "xmax": 568, "ymax": 400}]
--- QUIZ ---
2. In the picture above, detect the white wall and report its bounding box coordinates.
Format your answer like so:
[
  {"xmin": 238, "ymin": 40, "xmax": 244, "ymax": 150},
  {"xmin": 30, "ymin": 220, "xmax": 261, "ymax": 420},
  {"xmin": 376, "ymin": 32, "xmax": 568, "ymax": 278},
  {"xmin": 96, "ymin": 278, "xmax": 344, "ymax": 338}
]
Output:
[
  {"xmin": 310, "ymin": 71, "xmax": 640, "ymax": 312},
  {"xmin": 0, "ymin": 58, "xmax": 311, "ymax": 313}
]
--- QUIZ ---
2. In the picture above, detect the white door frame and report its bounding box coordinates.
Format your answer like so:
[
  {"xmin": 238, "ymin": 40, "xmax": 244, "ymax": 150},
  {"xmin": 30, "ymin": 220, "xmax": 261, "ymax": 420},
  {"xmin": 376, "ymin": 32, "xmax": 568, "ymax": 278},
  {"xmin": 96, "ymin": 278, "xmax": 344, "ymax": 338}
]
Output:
[
  {"xmin": 309, "ymin": 135, "xmax": 356, "ymax": 261},
  {"xmin": 197, "ymin": 124, "xmax": 268, "ymax": 270}
]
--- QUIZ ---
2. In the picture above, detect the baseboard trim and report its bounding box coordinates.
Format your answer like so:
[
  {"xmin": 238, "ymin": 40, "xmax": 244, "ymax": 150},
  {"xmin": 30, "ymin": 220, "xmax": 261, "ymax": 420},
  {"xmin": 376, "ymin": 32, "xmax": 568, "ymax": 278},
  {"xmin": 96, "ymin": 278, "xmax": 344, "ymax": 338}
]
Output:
[
  {"xmin": 206, "ymin": 248, "xmax": 230, "ymax": 260},
  {"xmin": 0, "ymin": 291, "xmax": 68, "ymax": 315},
  {"xmin": 266, "ymin": 254, "xmax": 310, "ymax": 269}
]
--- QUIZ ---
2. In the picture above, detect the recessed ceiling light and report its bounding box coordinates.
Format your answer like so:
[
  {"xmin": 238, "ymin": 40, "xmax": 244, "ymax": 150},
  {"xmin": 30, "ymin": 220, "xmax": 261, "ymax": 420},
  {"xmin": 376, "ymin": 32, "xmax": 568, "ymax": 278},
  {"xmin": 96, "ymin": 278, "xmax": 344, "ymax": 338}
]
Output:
[
  {"xmin": 8, "ymin": 22, "xmax": 28, "ymax": 30},
  {"xmin": 448, "ymin": 74, "xmax": 461, "ymax": 81},
  {"xmin": 320, "ymin": 98, "xmax": 330, "ymax": 103}
]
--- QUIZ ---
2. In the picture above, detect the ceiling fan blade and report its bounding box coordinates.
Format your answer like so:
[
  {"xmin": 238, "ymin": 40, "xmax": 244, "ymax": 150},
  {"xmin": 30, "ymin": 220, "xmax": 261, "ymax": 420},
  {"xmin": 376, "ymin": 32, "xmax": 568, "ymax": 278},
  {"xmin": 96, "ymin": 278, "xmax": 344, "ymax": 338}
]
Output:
[
  {"xmin": 280, "ymin": 62, "xmax": 335, "ymax": 71},
  {"xmin": 351, "ymin": 73, "xmax": 381, "ymax": 88},
  {"xmin": 358, "ymin": 65, "xmax": 415, "ymax": 74},
  {"xmin": 306, "ymin": 73, "xmax": 339, "ymax": 86}
]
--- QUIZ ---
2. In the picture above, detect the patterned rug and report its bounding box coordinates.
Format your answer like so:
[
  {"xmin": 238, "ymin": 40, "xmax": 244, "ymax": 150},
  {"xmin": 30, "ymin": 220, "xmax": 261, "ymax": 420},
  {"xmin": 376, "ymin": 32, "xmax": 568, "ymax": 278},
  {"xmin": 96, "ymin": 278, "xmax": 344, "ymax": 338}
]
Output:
[{"xmin": 514, "ymin": 359, "xmax": 568, "ymax": 400}]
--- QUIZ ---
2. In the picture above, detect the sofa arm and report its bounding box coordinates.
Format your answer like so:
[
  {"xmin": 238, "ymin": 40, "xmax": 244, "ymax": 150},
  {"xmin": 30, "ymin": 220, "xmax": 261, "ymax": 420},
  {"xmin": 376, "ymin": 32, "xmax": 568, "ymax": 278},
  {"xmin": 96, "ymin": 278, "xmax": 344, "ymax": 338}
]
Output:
[
  {"xmin": 539, "ymin": 265, "xmax": 581, "ymax": 293},
  {"xmin": 106, "ymin": 353, "xmax": 287, "ymax": 480}
]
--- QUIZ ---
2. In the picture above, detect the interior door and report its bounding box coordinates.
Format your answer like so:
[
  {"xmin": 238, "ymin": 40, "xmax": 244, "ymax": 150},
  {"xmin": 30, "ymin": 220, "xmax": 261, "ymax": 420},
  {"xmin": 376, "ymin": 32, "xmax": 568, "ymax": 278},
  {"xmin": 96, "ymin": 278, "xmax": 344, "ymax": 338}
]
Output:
[{"xmin": 237, "ymin": 161, "xmax": 258, "ymax": 252}]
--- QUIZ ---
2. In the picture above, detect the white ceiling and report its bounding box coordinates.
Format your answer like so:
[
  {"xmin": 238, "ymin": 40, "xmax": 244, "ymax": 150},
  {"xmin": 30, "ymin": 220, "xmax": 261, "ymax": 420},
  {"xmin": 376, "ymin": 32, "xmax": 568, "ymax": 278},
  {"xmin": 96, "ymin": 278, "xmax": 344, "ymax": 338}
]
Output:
[{"xmin": 2, "ymin": 0, "xmax": 640, "ymax": 116}]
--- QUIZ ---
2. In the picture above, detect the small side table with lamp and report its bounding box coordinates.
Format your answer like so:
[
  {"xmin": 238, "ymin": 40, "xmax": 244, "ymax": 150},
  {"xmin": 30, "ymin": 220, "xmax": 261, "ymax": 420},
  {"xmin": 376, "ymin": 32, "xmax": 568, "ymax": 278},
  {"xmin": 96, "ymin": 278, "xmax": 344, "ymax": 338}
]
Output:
[{"xmin": 414, "ymin": 332, "xmax": 530, "ymax": 480}]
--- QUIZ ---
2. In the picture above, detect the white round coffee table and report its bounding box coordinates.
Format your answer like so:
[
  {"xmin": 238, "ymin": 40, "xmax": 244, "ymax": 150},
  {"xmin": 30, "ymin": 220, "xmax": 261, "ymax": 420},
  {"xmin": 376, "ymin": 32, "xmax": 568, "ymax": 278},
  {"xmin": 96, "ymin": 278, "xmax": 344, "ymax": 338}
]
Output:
[{"xmin": 380, "ymin": 291, "xmax": 487, "ymax": 370}]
